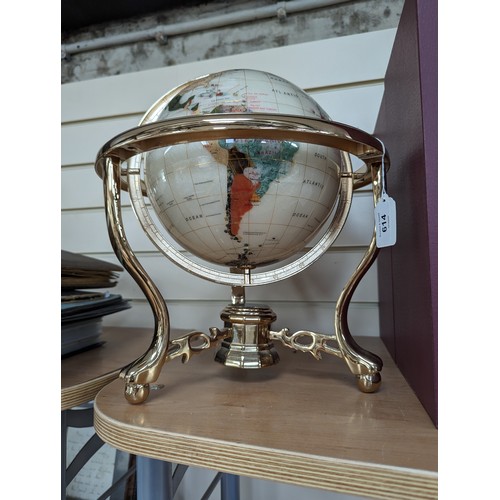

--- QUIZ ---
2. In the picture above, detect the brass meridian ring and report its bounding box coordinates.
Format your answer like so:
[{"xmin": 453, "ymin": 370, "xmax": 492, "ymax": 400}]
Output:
[{"xmin": 95, "ymin": 114, "xmax": 388, "ymax": 287}]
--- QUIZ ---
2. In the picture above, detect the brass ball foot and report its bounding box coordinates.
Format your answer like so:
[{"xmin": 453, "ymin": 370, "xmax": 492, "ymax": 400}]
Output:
[
  {"xmin": 124, "ymin": 383, "xmax": 150, "ymax": 404},
  {"xmin": 356, "ymin": 373, "xmax": 382, "ymax": 393}
]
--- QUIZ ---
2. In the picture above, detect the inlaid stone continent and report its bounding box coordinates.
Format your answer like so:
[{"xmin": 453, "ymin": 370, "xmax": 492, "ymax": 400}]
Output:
[{"xmin": 144, "ymin": 69, "xmax": 342, "ymax": 268}]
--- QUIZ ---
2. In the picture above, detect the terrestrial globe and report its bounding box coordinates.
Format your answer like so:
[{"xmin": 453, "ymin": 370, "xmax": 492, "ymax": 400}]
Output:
[
  {"xmin": 138, "ymin": 69, "xmax": 346, "ymax": 271},
  {"xmin": 95, "ymin": 67, "xmax": 388, "ymax": 403}
]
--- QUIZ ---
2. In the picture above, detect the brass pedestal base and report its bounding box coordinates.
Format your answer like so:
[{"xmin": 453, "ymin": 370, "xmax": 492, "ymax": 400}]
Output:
[{"xmin": 215, "ymin": 304, "xmax": 280, "ymax": 369}]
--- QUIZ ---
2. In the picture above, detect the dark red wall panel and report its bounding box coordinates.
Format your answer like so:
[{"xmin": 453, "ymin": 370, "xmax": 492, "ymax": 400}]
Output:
[{"xmin": 375, "ymin": 0, "xmax": 438, "ymax": 426}]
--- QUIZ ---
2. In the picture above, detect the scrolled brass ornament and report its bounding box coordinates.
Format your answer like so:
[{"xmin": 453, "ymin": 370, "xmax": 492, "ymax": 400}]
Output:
[{"xmin": 95, "ymin": 69, "xmax": 391, "ymax": 404}]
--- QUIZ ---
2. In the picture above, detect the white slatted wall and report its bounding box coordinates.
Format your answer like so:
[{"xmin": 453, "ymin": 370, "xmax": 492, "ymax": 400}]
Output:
[{"xmin": 61, "ymin": 29, "xmax": 396, "ymax": 339}]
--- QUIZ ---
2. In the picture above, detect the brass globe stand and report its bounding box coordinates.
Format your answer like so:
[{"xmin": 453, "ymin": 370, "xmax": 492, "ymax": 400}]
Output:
[{"xmin": 95, "ymin": 113, "xmax": 388, "ymax": 404}]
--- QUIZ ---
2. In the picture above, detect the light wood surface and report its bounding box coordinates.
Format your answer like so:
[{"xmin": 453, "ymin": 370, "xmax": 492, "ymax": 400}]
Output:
[
  {"xmin": 61, "ymin": 326, "xmax": 160, "ymax": 410},
  {"xmin": 94, "ymin": 330, "xmax": 437, "ymax": 499}
]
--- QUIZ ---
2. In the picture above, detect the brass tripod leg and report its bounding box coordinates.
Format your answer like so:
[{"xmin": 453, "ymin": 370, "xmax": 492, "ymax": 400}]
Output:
[
  {"xmin": 103, "ymin": 157, "xmax": 170, "ymax": 404},
  {"xmin": 335, "ymin": 233, "xmax": 383, "ymax": 392},
  {"xmin": 335, "ymin": 161, "xmax": 385, "ymax": 392},
  {"xmin": 269, "ymin": 233, "xmax": 383, "ymax": 392}
]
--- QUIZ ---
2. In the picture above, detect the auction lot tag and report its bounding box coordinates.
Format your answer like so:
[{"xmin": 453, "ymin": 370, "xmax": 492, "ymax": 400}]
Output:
[{"xmin": 374, "ymin": 194, "xmax": 397, "ymax": 247}]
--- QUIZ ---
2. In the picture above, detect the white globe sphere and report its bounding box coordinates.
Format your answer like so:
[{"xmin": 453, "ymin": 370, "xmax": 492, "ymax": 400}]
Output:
[{"xmin": 143, "ymin": 69, "xmax": 342, "ymax": 268}]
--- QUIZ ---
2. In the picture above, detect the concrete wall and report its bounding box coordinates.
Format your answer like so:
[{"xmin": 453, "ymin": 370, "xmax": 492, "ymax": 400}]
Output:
[{"xmin": 61, "ymin": 0, "xmax": 403, "ymax": 83}]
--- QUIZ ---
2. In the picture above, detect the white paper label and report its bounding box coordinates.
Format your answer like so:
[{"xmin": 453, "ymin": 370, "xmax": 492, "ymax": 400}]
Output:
[{"xmin": 374, "ymin": 194, "xmax": 397, "ymax": 248}]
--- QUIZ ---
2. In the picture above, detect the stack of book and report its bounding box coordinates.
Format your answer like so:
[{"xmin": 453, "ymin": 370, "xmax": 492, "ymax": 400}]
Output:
[{"xmin": 61, "ymin": 251, "xmax": 131, "ymax": 357}]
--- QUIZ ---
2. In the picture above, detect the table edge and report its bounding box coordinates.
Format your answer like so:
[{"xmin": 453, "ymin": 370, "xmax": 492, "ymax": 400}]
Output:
[
  {"xmin": 94, "ymin": 403, "xmax": 437, "ymax": 499},
  {"xmin": 61, "ymin": 370, "xmax": 120, "ymax": 410}
]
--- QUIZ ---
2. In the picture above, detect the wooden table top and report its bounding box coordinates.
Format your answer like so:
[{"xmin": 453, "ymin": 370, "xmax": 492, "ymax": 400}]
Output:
[
  {"xmin": 94, "ymin": 330, "xmax": 438, "ymax": 499},
  {"xmin": 61, "ymin": 326, "xmax": 157, "ymax": 410}
]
